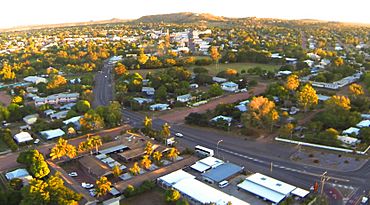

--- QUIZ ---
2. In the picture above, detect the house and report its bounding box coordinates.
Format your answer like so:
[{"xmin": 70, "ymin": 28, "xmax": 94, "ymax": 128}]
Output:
[
  {"xmin": 44, "ymin": 109, "xmax": 56, "ymax": 116},
  {"xmin": 63, "ymin": 116, "xmax": 82, "ymax": 129},
  {"xmin": 40, "ymin": 129, "xmax": 65, "ymax": 140},
  {"xmin": 5, "ymin": 168, "xmax": 33, "ymax": 184},
  {"xmin": 149, "ymin": 103, "xmax": 170, "ymax": 111},
  {"xmin": 356, "ymin": 120, "xmax": 370, "ymax": 128},
  {"xmin": 133, "ymin": 97, "xmax": 153, "ymax": 105},
  {"xmin": 191, "ymin": 156, "xmax": 224, "ymax": 173},
  {"xmin": 142, "ymin": 87, "xmax": 155, "ymax": 96},
  {"xmin": 59, "ymin": 103, "xmax": 76, "ymax": 110},
  {"xmin": 235, "ymin": 104, "xmax": 248, "ymax": 112},
  {"xmin": 307, "ymin": 53, "xmax": 321, "ymax": 60},
  {"xmin": 79, "ymin": 155, "xmax": 112, "ymax": 178},
  {"xmin": 34, "ymin": 93, "xmax": 79, "ymax": 106},
  {"xmin": 277, "ymin": 70, "xmax": 292, "ymax": 76},
  {"xmin": 221, "ymin": 82, "xmax": 239, "ymax": 92},
  {"xmin": 342, "ymin": 127, "xmax": 360, "ymax": 136},
  {"xmin": 271, "ymin": 53, "xmax": 283, "ymax": 59},
  {"xmin": 237, "ymin": 173, "xmax": 309, "ymax": 204},
  {"xmin": 24, "ymin": 76, "xmax": 48, "ymax": 84},
  {"xmin": 211, "ymin": 115, "xmax": 233, "ymax": 126},
  {"xmin": 317, "ymin": 94, "xmax": 330, "ymax": 102},
  {"xmin": 50, "ymin": 110, "xmax": 68, "ymax": 120},
  {"xmin": 212, "ymin": 77, "xmax": 227, "ymax": 83},
  {"xmin": 337, "ymin": 135, "xmax": 360, "ymax": 146},
  {"xmin": 201, "ymin": 162, "xmax": 243, "ymax": 184},
  {"xmin": 157, "ymin": 169, "xmax": 196, "ymax": 189},
  {"xmin": 26, "ymin": 87, "xmax": 38, "ymax": 93},
  {"xmin": 13, "ymin": 132, "xmax": 33, "ymax": 143},
  {"xmin": 285, "ymin": 58, "xmax": 298, "ymax": 64},
  {"xmin": 23, "ymin": 114, "xmax": 39, "ymax": 125},
  {"xmin": 176, "ymin": 94, "xmax": 192, "ymax": 103}
]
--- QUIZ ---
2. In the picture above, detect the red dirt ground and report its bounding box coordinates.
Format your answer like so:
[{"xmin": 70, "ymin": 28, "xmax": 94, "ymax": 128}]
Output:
[{"xmin": 0, "ymin": 91, "xmax": 11, "ymax": 106}]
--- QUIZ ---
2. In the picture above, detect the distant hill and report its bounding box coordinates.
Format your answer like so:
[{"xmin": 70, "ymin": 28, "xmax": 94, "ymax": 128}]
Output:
[{"xmin": 133, "ymin": 12, "xmax": 228, "ymax": 24}]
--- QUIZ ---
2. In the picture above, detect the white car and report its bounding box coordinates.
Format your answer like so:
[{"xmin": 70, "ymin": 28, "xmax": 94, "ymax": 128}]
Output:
[
  {"xmin": 82, "ymin": 182, "xmax": 94, "ymax": 189},
  {"xmin": 68, "ymin": 172, "xmax": 78, "ymax": 177},
  {"xmin": 175, "ymin": 133, "xmax": 184, "ymax": 138},
  {"xmin": 218, "ymin": 180, "xmax": 229, "ymax": 188},
  {"xmin": 34, "ymin": 139, "xmax": 40, "ymax": 144}
]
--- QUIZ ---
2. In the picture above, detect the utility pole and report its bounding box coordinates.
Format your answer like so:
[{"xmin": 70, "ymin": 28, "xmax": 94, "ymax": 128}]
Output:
[
  {"xmin": 217, "ymin": 139, "xmax": 223, "ymax": 158},
  {"xmin": 320, "ymin": 171, "xmax": 330, "ymax": 195}
]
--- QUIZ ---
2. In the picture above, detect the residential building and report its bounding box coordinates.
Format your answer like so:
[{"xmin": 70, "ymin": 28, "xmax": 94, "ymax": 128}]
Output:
[
  {"xmin": 142, "ymin": 87, "xmax": 155, "ymax": 96},
  {"xmin": 176, "ymin": 94, "xmax": 192, "ymax": 103},
  {"xmin": 221, "ymin": 82, "xmax": 239, "ymax": 92},
  {"xmin": 149, "ymin": 103, "xmax": 170, "ymax": 111},
  {"xmin": 201, "ymin": 162, "xmax": 243, "ymax": 184},
  {"xmin": 13, "ymin": 132, "xmax": 33, "ymax": 143},
  {"xmin": 40, "ymin": 129, "xmax": 65, "ymax": 140},
  {"xmin": 24, "ymin": 76, "xmax": 48, "ymax": 84}
]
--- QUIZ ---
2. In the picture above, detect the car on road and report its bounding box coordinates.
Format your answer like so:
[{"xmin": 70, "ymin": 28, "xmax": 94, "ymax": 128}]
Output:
[
  {"xmin": 175, "ymin": 132, "xmax": 184, "ymax": 138},
  {"xmin": 81, "ymin": 182, "xmax": 94, "ymax": 188},
  {"xmin": 68, "ymin": 172, "xmax": 78, "ymax": 177},
  {"xmin": 361, "ymin": 196, "xmax": 369, "ymax": 205},
  {"xmin": 218, "ymin": 180, "xmax": 229, "ymax": 188},
  {"xmin": 34, "ymin": 139, "xmax": 40, "ymax": 144}
]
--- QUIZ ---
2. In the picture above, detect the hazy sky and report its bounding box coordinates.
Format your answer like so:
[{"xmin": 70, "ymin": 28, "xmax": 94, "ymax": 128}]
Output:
[{"xmin": 1, "ymin": 0, "xmax": 369, "ymax": 28}]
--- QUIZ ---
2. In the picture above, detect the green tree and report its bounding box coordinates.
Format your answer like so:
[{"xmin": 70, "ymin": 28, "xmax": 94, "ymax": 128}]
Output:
[
  {"xmin": 208, "ymin": 83, "xmax": 224, "ymax": 97},
  {"xmin": 155, "ymin": 85, "xmax": 168, "ymax": 102},
  {"xmin": 80, "ymin": 109, "xmax": 105, "ymax": 131},
  {"xmin": 0, "ymin": 105, "xmax": 10, "ymax": 122},
  {"xmin": 17, "ymin": 150, "xmax": 50, "ymax": 179},
  {"xmin": 75, "ymin": 100, "xmax": 91, "ymax": 113}
]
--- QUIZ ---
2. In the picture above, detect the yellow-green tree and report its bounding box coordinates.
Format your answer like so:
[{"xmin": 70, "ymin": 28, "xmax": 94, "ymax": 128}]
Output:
[
  {"xmin": 138, "ymin": 49, "xmax": 149, "ymax": 65},
  {"xmin": 112, "ymin": 165, "xmax": 122, "ymax": 177},
  {"xmin": 95, "ymin": 176, "xmax": 112, "ymax": 197},
  {"xmin": 210, "ymin": 46, "xmax": 221, "ymax": 62},
  {"xmin": 129, "ymin": 162, "xmax": 141, "ymax": 176},
  {"xmin": 140, "ymin": 155, "xmax": 152, "ymax": 169},
  {"xmin": 167, "ymin": 148, "xmax": 179, "ymax": 161},
  {"xmin": 279, "ymin": 123, "xmax": 294, "ymax": 138},
  {"xmin": 0, "ymin": 62, "xmax": 16, "ymax": 81},
  {"xmin": 285, "ymin": 74, "xmax": 300, "ymax": 91},
  {"xmin": 248, "ymin": 96, "xmax": 279, "ymax": 129},
  {"xmin": 114, "ymin": 63, "xmax": 127, "ymax": 76},
  {"xmin": 50, "ymin": 138, "xmax": 77, "ymax": 160},
  {"xmin": 152, "ymin": 151, "xmax": 162, "ymax": 164},
  {"xmin": 334, "ymin": 57, "xmax": 344, "ymax": 67},
  {"xmin": 47, "ymin": 75, "xmax": 67, "ymax": 89},
  {"xmin": 78, "ymin": 135, "xmax": 103, "ymax": 154},
  {"xmin": 165, "ymin": 189, "xmax": 181, "ymax": 202},
  {"xmin": 297, "ymin": 84, "xmax": 318, "ymax": 112},
  {"xmin": 326, "ymin": 95, "xmax": 351, "ymax": 111},
  {"xmin": 349, "ymin": 83, "xmax": 364, "ymax": 96}
]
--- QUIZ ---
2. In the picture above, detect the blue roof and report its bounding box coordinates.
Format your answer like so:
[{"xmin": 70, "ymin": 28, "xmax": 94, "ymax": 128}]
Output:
[{"xmin": 201, "ymin": 163, "xmax": 243, "ymax": 183}]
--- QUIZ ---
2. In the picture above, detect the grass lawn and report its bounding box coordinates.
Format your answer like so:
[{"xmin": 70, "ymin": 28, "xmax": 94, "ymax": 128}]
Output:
[
  {"xmin": 194, "ymin": 62, "xmax": 280, "ymax": 75},
  {"xmin": 120, "ymin": 187, "xmax": 166, "ymax": 205},
  {"xmin": 0, "ymin": 139, "xmax": 10, "ymax": 152}
]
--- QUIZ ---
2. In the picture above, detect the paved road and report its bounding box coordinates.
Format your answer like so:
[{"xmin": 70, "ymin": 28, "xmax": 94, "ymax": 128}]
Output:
[
  {"xmin": 94, "ymin": 60, "xmax": 369, "ymax": 204},
  {"xmin": 92, "ymin": 60, "xmax": 114, "ymax": 107}
]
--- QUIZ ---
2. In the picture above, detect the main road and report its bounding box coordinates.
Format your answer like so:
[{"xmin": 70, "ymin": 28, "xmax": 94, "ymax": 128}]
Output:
[{"xmin": 94, "ymin": 60, "xmax": 369, "ymax": 204}]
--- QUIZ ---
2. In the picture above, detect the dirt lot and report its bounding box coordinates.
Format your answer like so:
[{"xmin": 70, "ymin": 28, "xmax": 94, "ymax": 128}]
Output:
[
  {"xmin": 159, "ymin": 83, "xmax": 267, "ymax": 123},
  {"xmin": 0, "ymin": 91, "xmax": 11, "ymax": 106},
  {"xmin": 120, "ymin": 187, "xmax": 166, "ymax": 205}
]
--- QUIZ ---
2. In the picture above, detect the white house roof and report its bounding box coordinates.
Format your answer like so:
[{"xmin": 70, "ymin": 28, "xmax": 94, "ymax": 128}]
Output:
[
  {"xmin": 245, "ymin": 173, "xmax": 296, "ymax": 195},
  {"xmin": 342, "ymin": 127, "xmax": 360, "ymax": 136},
  {"xmin": 238, "ymin": 179, "xmax": 286, "ymax": 204},
  {"xmin": 221, "ymin": 81, "xmax": 238, "ymax": 87},
  {"xmin": 23, "ymin": 76, "xmax": 48, "ymax": 84},
  {"xmin": 212, "ymin": 76, "xmax": 227, "ymax": 83},
  {"xmin": 356, "ymin": 120, "xmax": 370, "ymax": 128},
  {"xmin": 317, "ymin": 94, "xmax": 330, "ymax": 101},
  {"xmin": 291, "ymin": 188, "xmax": 310, "ymax": 198},
  {"xmin": 13, "ymin": 132, "xmax": 33, "ymax": 143},
  {"xmin": 5, "ymin": 168, "xmax": 30, "ymax": 180},
  {"xmin": 23, "ymin": 114, "xmax": 39, "ymax": 125},
  {"xmin": 191, "ymin": 156, "xmax": 224, "ymax": 172},
  {"xmin": 173, "ymin": 178, "xmax": 250, "ymax": 205},
  {"xmin": 337, "ymin": 135, "xmax": 360, "ymax": 145},
  {"xmin": 158, "ymin": 169, "xmax": 195, "ymax": 186},
  {"xmin": 211, "ymin": 115, "xmax": 233, "ymax": 123},
  {"xmin": 40, "ymin": 129, "xmax": 65, "ymax": 140},
  {"xmin": 277, "ymin": 70, "xmax": 292, "ymax": 75},
  {"xmin": 63, "ymin": 116, "xmax": 82, "ymax": 125}
]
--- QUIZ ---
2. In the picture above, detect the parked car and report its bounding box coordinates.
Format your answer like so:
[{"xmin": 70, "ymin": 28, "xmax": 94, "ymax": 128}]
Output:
[
  {"xmin": 218, "ymin": 180, "xmax": 229, "ymax": 188},
  {"xmin": 361, "ymin": 196, "xmax": 369, "ymax": 205},
  {"xmin": 89, "ymin": 189, "xmax": 97, "ymax": 197},
  {"xmin": 68, "ymin": 172, "xmax": 78, "ymax": 177},
  {"xmin": 175, "ymin": 132, "xmax": 184, "ymax": 138},
  {"xmin": 34, "ymin": 139, "xmax": 40, "ymax": 144},
  {"xmin": 81, "ymin": 182, "xmax": 94, "ymax": 188}
]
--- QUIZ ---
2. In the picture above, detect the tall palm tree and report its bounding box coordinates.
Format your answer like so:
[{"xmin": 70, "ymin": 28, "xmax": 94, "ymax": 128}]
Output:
[
  {"xmin": 167, "ymin": 147, "xmax": 179, "ymax": 162},
  {"xmin": 129, "ymin": 162, "xmax": 141, "ymax": 176},
  {"xmin": 78, "ymin": 135, "xmax": 102, "ymax": 154},
  {"xmin": 140, "ymin": 155, "xmax": 152, "ymax": 170},
  {"xmin": 95, "ymin": 176, "xmax": 112, "ymax": 197},
  {"xmin": 112, "ymin": 165, "xmax": 122, "ymax": 177},
  {"xmin": 143, "ymin": 116, "xmax": 152, "ymax": 130},
  {"xmin": 152, "ymin": 151, "xmax": 162, "ymax": 164},
  {"xmin": 162, "ymin": 123, "xmax": 171, "ymax": 139},
  {"xmin": 144, "ymin": 141, "xmax": 153, "ymax": 155}
]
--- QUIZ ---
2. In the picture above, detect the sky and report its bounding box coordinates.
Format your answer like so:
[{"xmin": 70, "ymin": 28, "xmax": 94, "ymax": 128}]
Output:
[{"xmin": 1, "ymin": 0, "xmax": 369, "ymax": 28}]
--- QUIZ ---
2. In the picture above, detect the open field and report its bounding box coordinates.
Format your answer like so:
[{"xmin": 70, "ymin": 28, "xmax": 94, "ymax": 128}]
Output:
[
  {"xmin": 193, "ymin": 62, "xmax": 280, "ymax": 75},
  {"xmin": 0, "ymin": 139, "xmax": 10, "ymax": 152},
  {"xmin": 128, "ymin": 62, "xmax": 280, "ymax": 77},
  {"xmin": 0, "ymin": 91, "xmax": 11, "ymax": 106}
]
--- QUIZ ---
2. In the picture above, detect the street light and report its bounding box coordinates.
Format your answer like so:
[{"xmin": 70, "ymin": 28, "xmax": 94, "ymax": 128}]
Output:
[
  {"xmin": 320, "ymin": 171, "xmax": 330, "ymax": 195},
  {"xmin": 217, "ymin": 140, "xmax": 223, "ymax": 158}
]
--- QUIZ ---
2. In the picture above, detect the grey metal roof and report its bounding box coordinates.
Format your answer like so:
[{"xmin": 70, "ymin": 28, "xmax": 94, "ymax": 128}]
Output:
[{"xmin": 201, "ymin": 162, "xmax": 243, "ymax": 183}]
